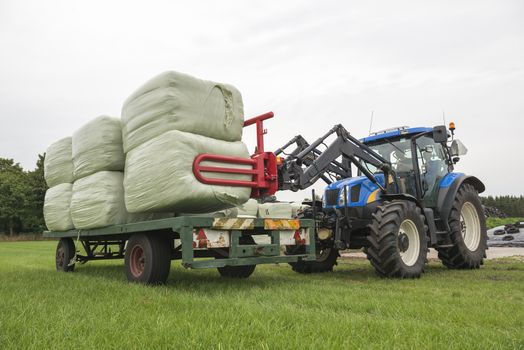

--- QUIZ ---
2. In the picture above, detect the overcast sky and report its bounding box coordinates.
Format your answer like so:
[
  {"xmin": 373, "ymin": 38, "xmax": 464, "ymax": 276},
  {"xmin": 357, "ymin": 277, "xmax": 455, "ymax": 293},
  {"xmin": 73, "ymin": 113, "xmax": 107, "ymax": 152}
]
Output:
[{"xmin": 1, "ymin": 0, "xmax": 523, "ymax": 200}]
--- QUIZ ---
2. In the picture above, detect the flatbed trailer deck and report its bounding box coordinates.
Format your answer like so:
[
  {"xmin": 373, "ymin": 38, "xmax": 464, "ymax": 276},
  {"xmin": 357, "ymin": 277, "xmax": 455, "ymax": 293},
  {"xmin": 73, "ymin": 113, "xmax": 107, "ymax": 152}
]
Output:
[{"xmin": 44, "ymin": 216, "xmax": 316, "ymax": 284}]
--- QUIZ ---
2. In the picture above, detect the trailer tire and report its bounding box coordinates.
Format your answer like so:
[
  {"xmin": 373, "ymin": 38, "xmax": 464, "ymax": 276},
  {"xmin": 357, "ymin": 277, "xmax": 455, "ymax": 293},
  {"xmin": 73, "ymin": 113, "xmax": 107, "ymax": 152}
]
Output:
[
  {"xmin": 436, "ymin": 184, "xmax": 487, "ymax": 269},
  {"xmin": 365, "ymin": 200, "xmax": 428, "ymax": 278},
  {"xmin": 125, "ymin": 233, "xmax": 171, "ymax": 285},
  {"xmin": 287, "ymin": 246, "xmax": 339, "ymax": 273},
  {"xmin": 216, "ymin": 236, "xmax": 256, "ymax": 278},
  {"xmin": 56, "ymin": 238, "xmax": 76, "ymax": 272}
]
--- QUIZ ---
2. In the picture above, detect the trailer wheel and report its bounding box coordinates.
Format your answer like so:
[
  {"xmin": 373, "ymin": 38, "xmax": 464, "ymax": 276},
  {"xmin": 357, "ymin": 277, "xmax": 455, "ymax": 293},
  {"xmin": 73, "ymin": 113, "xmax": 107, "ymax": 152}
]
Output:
[
  {"xmin": 216, "ymin": 236, "xmax": 256, "ymax": 278},
  {"xmin": 56, "ymin": 238, "xmax": 76, "ymax": 272},
  {"xmin": 286, "ymin": 245, "xmax": 339, "ymax": 273},
  {"xmin": 436, "ymin": 184, "xmax": 487, "ymax": 269},
  {"xmin": 365, "ymin": 201, "xmax": 428, "ymax": 278},
  {"xmin": 124, "ymin": 234, "xmax": 171, "ymax": 285}
]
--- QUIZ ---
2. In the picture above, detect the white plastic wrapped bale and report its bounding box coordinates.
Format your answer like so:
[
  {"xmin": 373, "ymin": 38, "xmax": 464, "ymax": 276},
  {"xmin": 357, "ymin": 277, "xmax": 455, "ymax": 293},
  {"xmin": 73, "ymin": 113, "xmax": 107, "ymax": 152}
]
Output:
[
  {"xmin": 237, "ymin": 199, "xmax": 259, "ymax": 218},
  {"xmin": 121, "ymin": 71, "xmax": 244, "ymax": 153},
  {"xmin": 124, "ymin": 130, "xmax": 251, "ymax": 213},
  {"xmin": 70, "ymin": 171, "xmax": 128, "ymax": 229},
  {"xmin": 257, "ymin": 202, "xmax": 293, "ymax": 219},
  {"xmin": 72, "ymin": 116, "xmax": 125, "ymax": 180},
  {"xmin": 44, "ymin": 137, "xmax": 74, "ymax": 187},
  {"xmin": 44, "ymin": 183, "xmax": 74, "ymax": 231},
  {"xmin": 290, "ymin": 202, "xmax": 310, "ymax": 218}
]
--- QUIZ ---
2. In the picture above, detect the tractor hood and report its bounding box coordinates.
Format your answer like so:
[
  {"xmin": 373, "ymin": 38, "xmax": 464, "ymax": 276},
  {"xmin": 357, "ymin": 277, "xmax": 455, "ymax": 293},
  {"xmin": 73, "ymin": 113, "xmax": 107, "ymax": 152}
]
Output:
[{"xmin": 323, "ymin": 174, "xmax": 385, "ymax": 209}]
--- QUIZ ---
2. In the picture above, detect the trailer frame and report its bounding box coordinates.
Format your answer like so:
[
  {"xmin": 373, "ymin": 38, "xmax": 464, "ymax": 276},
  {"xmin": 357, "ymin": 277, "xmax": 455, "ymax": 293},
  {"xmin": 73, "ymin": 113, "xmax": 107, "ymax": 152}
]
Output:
[{"xmin": 45, "ymin": 216, "xmax": 316, "ymax": 283}]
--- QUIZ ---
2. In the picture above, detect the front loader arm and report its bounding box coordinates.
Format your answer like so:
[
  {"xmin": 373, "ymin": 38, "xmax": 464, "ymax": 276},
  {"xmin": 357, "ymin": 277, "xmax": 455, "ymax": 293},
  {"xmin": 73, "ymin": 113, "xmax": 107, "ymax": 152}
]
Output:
[{"xmin": 279, "ymin": 125, "xmax": 392, "ymax": 192}]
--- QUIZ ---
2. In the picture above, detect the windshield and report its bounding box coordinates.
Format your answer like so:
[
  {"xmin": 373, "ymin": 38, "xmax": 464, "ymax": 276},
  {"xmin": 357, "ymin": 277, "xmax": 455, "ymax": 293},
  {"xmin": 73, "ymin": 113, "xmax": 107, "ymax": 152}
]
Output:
[{"xmin": 363, "ymin": 137, "xmax": 413, "ymax": 173}]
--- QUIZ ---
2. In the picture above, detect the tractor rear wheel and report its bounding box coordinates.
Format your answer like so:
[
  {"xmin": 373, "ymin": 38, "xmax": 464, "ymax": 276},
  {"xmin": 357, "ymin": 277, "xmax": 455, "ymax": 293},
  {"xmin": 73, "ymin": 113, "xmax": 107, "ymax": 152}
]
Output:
[
  {"xmin": 365, "ymin": 201, "xmax": 428, "ymax": 278},
  {"xmin": 124, "ymin": 233, "xmax": 172, "ymax": 284},
  {"xmin": 287, "ymin": 245, "xmax": 339, "ymax": 273},
  {"xmin": 56, "ymin": 238, "xmax": 76, "ymax": 272},
  {"xmin": 436, "ymin": 184, "xmax": 487, "ymax": 269}
]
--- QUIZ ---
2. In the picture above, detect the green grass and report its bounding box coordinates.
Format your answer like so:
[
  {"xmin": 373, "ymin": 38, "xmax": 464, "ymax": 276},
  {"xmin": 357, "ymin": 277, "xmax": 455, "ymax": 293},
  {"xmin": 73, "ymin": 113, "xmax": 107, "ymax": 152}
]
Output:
[
  {"xmin": 0, "ymin": 242, "xmax": 523, "ymax": 349},
  {"xmin": 486, "ymin": 217, "xmax": 524, "ymax": 229}
]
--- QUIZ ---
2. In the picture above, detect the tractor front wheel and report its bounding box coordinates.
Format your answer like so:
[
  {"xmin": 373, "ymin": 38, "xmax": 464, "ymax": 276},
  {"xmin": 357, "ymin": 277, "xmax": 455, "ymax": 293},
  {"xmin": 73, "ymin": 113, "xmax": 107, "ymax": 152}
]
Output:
[
  {"xmin": 365, "ymin": 201, "xmax": 428, "ymax": 278},
  {"xmin": 287, "ymin": 245, "xmax": 339, "ymax": 273},
  {"xmin": 437, "ymin": 184, "xmax": 487, "ymax": 269}
]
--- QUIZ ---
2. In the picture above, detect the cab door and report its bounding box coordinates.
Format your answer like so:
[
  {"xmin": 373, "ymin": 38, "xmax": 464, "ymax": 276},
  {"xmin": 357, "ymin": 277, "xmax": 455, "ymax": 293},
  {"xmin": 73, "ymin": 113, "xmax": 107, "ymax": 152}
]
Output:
[{"xmin": 415, "ymin": 135, "xmax": 449, "ymax": 208}]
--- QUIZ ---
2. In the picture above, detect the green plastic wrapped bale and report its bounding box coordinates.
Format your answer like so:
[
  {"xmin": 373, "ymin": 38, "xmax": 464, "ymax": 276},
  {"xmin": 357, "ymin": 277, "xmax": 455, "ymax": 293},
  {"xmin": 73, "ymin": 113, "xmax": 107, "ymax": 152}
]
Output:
[
  {"xmin": 72, "ymin": 116, "xmax": 124, "ymax": 180},
  {"xmin": 70, "ymin": 171, "xmax": 128, "ymax": 229},
  {"xmin": 121, "ymin": 71, "xmax": 244, "ymax": 153},
  {"xmin": 44, "ymin": 137, "xmax": 74, "ymax": 187},
  {"xmin": 44, "ymin": 183, "xmax": 74, "ymax": 231},
  {"xmin": 257, "ymin": 202, "xmax": 293, "ymax": 219},
  {"xmin": 124, "ymin": 130, "xmax": 251, "ymax": 213}
]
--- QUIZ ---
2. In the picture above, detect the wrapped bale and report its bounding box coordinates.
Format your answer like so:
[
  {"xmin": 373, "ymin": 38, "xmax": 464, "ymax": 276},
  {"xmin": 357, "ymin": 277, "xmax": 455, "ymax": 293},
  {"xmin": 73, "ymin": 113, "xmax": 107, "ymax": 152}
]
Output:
[
  {"xmin": 257, "ymin": 202, "xmax": 293, "ymax": 219},
  {"xmin": 70, "ymin": 171, "xmax": 128, "ymax": 229},
  {"xmin": 290, "ymin": 202, "xmax": 310, "ymax": 218},
  {"xmin": 121, "ymin": 71, "xmax": 244, "ymax": 153},
  {"xmin": 44, "ymin": 183, "xmax": 74, "ymax": 231},
  {"xmin": 44, "ymin": 137, "xmax": 74, "ymax": 187},
  {"xmin": 72, "ymin": 116, "xmax": 125, "ymax": 180},
  {"xmin": 237, "ymin": 199, "xmax": 259, "ymax": 218},
  {"xmin": 124, "ymin": 130, "xmax": 251, "ymax": 213}
]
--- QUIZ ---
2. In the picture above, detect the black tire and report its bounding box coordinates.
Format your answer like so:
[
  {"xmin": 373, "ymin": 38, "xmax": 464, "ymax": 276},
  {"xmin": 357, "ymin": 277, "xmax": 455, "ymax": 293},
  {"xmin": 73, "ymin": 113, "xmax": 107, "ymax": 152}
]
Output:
[
  {"xmin": 216, "ymin": 236, "xmax": 256, "ymax": 278},
  {"xmin": 436, "ymin": 184, "xmax": 487, "ymax": 269},
  {"xmin": 365, "ymin": 201, "xmax": 428, "ymax": 278},
  {"xmin": 56, "ymin": 238, "xmax": 76, "ymax": 272},
  {"xmin": 124, "ymin": 233, "xmax": 172, "ymax": 284},
  {"xmin": 287, "ymin": 245, "xmax": 339, "ymax": 273}
]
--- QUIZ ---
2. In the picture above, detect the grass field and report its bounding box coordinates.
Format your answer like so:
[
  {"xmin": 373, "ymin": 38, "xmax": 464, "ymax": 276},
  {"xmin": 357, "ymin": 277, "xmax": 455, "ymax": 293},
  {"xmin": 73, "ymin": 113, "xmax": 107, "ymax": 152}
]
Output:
[
  {"xmin": 486, "ymin": 217, "xmax": 524, "ymax": 229},
  {"xmin": 0, "ymin": 241, "xmax": 523, "ymax": 349}
]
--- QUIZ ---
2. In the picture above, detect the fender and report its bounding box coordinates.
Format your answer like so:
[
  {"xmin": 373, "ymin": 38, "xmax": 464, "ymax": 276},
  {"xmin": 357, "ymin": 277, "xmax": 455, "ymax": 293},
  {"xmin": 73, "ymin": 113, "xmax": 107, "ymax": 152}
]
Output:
[{"xmin": 437, "ymin": 173, "xmax": 485, "ymax": 232}]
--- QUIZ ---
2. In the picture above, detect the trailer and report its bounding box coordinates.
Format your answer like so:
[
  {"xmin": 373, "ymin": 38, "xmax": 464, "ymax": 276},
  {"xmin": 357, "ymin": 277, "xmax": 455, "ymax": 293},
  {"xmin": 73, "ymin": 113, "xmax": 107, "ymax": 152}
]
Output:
[{"xmin": 44, "ymin": 216, "xmax": 315, "ymax": 284}]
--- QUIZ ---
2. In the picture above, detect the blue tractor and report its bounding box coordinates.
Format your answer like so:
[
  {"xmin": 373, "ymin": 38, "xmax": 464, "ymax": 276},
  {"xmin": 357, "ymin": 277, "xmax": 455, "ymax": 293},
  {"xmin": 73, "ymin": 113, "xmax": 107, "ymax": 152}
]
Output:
[{"xmin": 277, "ymin": 123, "xmax": 487, "ymax": 278}]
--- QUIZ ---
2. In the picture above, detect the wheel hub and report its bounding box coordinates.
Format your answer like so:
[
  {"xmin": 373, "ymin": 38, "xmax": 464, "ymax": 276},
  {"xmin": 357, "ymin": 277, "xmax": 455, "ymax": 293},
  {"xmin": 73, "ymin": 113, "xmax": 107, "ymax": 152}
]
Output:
[
  {"xmin": 398, "ymin": 233, "xmax": 410, "ymax": 252},
  {"xmin": 129, "ymin": 244, "xmax": 145, "ymax": 278},
  {"xmin": 398, "ymin": 219, "xmax": 420, "ymax": 266},
  {"xmin": 460, "ymin": 202, "xmax": 481, "ymax": 251},
  {"xmin": 56, "ymin": 246, "xmax": 65, "ymax": 268}
]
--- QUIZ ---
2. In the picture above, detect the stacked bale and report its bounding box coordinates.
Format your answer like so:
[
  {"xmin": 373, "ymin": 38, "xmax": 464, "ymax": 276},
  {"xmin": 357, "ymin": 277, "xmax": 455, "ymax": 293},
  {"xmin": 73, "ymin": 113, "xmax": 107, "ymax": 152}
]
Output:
[
  {"xmin": 43, "ymin": 137, "xmax": 75, "ymax": 231},
  {"xmin": 122, "ymin": 71, "xmax": 251, "ymax": 213},
  {"xmin": 257, "ymin": 202, "xmax": 293, "ymax": 219},
  {"xmin": 69, "ymin": 116, "xmax": 126, "ymax": 229}
]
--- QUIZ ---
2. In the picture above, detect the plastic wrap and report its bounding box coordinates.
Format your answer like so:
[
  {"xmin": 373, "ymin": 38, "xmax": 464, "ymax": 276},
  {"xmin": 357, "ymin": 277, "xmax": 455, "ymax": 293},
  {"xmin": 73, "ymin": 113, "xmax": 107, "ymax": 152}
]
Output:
[
  {"xmin": 124, "ymin": 130, "xmax": 251, "ymax": 213},
  {"xmin": 44, "ymin": 137, "xmax": 74, "ymax": 187},
  {"xmin": 237, "ymin": 199, "xmax": 259, "ymax": 218},
  {"xmin": 70, "ymin": 171, "xmax": 128, "ymax": 229},
  {"xmin": 72, "ymin": 116, "xmax": 124, "ymax": 180},
  {"xmin": 121, "ymin": 71, "xmax": 244, "ymax": 153},
  {"xmin": 290, "ymin": 202, "xmax": 310, "ymax": 218},
  {"xmin": 257, "ymin": 202, "xmax": 293, "ymax": 219},
  {"xmin": 44, "ymin": 183, "xmax": 74, "ymax": 231}
]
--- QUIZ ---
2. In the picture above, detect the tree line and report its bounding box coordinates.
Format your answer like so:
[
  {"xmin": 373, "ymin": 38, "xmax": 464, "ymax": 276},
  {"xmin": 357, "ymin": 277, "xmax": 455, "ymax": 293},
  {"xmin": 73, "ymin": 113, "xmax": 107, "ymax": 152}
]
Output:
[
  {"xmin": 481, "ymin": 195, "xmax": 524, "ymax": 218},
  {"xmin": 0, "ymin": 156, "xmax": 47, "ymax": 235}
]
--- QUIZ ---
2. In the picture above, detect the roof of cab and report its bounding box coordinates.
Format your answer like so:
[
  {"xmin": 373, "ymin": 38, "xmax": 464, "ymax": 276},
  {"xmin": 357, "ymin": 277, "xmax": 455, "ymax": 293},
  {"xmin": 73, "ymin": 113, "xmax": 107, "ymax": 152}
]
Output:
[{"xmin": 361, "ymin": 127, "xmax": 433, "ymax": 144}]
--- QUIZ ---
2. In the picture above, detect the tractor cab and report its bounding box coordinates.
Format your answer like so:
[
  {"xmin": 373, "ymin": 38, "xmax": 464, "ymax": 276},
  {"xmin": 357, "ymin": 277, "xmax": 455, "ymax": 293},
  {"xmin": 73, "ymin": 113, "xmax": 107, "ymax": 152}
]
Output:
[{"xmin": 360, "ymin": 125, "xmax": 454, "ymax": 208}]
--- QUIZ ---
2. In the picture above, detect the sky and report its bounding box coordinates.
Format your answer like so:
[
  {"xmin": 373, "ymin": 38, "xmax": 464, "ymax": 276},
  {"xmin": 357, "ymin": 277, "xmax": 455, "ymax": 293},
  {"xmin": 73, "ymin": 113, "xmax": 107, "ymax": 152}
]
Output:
[{"xmin": 0, "ymin": 0, "xmax": 523, "ymax": 201}]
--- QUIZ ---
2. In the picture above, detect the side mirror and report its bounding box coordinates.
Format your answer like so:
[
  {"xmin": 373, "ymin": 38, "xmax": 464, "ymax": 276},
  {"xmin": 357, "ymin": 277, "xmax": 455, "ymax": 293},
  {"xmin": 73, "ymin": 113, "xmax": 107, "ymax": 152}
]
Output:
[
  {"xmin": 450, "ymin": 139, "xmax": 468, "ymax": 157},
  {"xmin": 432, "ymin": 125, "xmax": 448, "ymax": 143}
]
